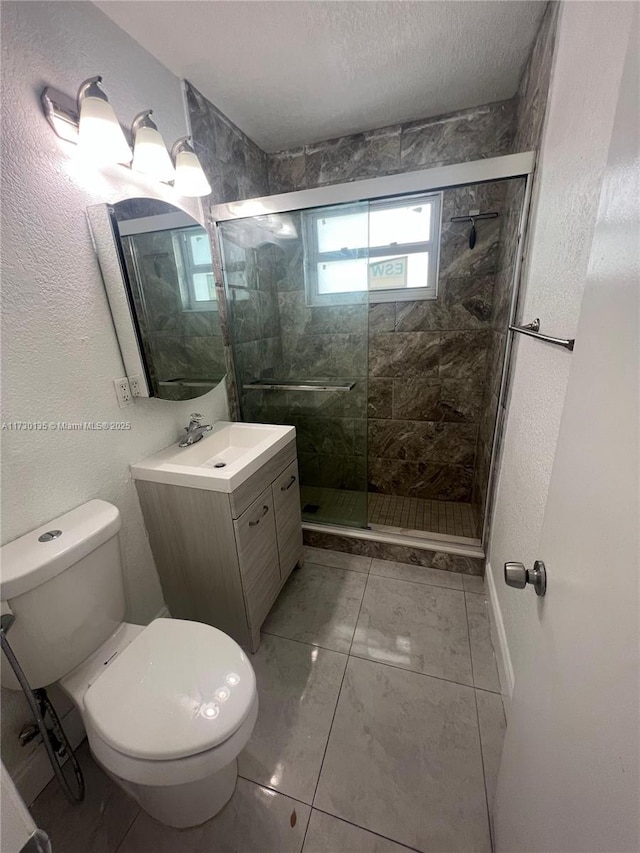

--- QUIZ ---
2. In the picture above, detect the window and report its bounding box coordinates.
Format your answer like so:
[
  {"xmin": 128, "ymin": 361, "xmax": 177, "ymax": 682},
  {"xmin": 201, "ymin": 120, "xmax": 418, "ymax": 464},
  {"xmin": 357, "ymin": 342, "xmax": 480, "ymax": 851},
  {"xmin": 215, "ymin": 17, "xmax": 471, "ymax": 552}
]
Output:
[
  {"xmin": 174, "ymin": 227, "xmax": 217, "ymax": 312},
  {"xmin": 303, "ymin": 192, "xmax": 441, "ymax": 305}
]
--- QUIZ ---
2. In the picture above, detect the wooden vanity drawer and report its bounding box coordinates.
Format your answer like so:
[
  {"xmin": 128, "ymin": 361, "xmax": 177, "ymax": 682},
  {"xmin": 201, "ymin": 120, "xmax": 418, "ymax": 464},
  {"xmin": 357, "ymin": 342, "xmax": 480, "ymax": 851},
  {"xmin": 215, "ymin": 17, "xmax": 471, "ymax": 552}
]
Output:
[
  {"xmin": 229, "ymin": 440, "xmax": 297, "ymax": 519},
  {"xmin": 272, "ymin": 459, "xmax": 303, "ymax": 580},
  {"xmin": 233, "ymin": 487, "xmax": 281, "ymax": 630}
]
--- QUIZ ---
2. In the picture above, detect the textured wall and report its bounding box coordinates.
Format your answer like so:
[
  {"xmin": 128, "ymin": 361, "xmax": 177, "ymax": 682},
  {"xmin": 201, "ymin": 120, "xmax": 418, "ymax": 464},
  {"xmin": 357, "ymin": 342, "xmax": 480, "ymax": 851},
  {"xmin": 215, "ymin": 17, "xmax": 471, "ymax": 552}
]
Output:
[
  {"xmin": 487, "ymin": 0, "xmax": 632, "ymax": 694},
  {"xmin": 0, "ymin": 1, "xmax": 231, "ymax": 783}
]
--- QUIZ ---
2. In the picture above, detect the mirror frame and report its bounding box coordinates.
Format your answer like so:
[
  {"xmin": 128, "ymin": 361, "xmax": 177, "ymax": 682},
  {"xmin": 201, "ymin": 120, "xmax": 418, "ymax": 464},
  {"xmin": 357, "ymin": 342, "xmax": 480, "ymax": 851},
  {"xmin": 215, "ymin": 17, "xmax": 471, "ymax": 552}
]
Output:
[{"xmin": 87, "ymin": 202, "xmax": 154, "ymax": 397}]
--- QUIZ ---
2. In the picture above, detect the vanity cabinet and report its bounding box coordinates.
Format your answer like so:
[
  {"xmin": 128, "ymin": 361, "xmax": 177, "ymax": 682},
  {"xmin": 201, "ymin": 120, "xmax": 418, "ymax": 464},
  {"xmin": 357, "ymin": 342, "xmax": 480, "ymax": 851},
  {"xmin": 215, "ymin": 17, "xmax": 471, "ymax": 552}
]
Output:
[{"xmin": 135, "ymin": 440, "xmax": 303, "ymax": 652}]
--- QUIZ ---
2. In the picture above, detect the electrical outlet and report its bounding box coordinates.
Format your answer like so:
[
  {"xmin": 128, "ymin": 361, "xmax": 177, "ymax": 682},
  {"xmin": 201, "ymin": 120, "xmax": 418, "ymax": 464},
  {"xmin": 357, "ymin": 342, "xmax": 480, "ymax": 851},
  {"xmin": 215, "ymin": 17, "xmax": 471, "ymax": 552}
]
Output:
[
  {"xmin": 128, "ymin": 375, "xmax": 142, "ymax": 397},
  {"xmin": 114, "ymin": 377, "xmax": 132, "ymax": 408}
]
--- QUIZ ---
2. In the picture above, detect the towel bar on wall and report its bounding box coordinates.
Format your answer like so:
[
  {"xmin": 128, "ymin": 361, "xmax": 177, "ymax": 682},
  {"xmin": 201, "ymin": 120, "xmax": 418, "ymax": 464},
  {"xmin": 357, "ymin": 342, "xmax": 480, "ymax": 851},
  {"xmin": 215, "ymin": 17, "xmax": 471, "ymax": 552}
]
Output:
[
  {"xmin": 243, "ymin": 379, "xmax": 356, "ymax": 392},
  {"xmin": 508, "ymin": 318, "xmax": 575, "ymax": 351}
]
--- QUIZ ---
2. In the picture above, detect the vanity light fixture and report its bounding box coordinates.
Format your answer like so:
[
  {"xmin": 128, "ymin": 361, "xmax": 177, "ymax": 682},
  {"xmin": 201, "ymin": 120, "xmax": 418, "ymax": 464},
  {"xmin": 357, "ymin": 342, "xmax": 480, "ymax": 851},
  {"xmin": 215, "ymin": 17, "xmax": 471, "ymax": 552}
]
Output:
[
  {"xmin": 41, "ymin": 80, "xmax": 210, "ymax": 198},
  {"xmin": 131, "ymin": 110, "xmax": 175, "ymax": 183},
  {"xmin": 41, "ymin": 76, "xmax": 132, "ymax": 165},
  {"xmin": 77, "ymin": 77, "xmax": 133, "ymax": 165},
  {"xmin": 171, "ymin": 137, "xmax": 211, "ymax": 198}
]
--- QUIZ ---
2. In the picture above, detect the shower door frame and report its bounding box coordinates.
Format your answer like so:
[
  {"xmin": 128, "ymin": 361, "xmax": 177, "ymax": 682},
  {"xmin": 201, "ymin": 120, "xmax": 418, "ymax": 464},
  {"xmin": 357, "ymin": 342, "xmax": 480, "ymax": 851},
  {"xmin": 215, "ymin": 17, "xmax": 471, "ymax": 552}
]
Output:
[{"xmin": 212, "ymin": 152, "xmax": 536, "ymax": 551}]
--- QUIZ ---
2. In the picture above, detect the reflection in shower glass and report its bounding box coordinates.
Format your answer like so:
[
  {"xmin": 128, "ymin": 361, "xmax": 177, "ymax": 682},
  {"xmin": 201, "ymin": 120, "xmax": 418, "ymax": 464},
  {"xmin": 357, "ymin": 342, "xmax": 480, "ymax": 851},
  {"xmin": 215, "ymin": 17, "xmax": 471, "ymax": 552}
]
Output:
[
  {"xmin": 219, "ymin": 176, "xmax": 527, "ymax": 540},
  {"xmin": 219, "ymin": 204, "xmax": 369, "ymax": 529}
]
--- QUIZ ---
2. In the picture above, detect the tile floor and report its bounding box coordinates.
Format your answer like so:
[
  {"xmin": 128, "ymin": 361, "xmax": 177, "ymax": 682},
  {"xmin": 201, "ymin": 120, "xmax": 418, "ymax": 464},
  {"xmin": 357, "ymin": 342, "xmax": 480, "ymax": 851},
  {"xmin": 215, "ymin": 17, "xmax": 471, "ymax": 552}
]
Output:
[
  {"xmin": 301, "ymin": 485, "xmax": 479, "ymax": 539},
  {"xmin": 30, "ymin": 548, "xmax": 505, "ymax": 853}
]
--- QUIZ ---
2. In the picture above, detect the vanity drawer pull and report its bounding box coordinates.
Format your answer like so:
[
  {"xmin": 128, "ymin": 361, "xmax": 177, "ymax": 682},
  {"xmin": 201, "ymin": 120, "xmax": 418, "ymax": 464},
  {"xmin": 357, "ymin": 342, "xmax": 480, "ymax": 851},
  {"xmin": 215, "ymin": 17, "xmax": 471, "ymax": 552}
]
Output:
[
  {"xmin": 249, "ymin": 505, "xmax": 269, "ymax": 526},
  {"xmin": 281, "ymin": 475, "xmax": 296, "ymax": 491}
]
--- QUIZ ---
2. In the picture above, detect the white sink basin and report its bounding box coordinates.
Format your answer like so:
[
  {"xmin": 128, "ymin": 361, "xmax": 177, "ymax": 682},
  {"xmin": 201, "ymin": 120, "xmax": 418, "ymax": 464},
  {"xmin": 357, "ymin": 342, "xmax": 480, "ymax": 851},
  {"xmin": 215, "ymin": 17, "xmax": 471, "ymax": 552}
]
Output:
[{"xmin": 131, "ymin": 421, "xmax": 296, "ymax": 493}]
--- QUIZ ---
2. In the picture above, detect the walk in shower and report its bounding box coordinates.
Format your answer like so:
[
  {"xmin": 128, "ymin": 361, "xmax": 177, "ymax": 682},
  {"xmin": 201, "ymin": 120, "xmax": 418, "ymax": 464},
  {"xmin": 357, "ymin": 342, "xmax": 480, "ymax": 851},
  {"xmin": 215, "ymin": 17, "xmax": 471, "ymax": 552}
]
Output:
[{"xmin": 214, "ymin": 155, "xmax": 532, "ymax": 545}]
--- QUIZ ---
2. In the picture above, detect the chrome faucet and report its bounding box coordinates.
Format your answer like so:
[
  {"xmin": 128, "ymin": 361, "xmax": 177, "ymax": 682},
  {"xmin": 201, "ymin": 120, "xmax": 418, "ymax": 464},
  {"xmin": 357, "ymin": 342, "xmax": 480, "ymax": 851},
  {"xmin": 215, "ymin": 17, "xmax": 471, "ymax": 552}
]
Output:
[{"xmin": 179, "ymin": 413, "xmax": 213, "ymax": 447}]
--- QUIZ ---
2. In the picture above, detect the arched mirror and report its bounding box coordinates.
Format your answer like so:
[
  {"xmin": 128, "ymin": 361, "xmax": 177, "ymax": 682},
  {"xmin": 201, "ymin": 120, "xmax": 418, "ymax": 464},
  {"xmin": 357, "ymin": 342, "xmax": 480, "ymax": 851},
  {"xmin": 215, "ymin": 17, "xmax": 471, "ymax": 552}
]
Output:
[{"xmin": 87, "ymin": 198, "xmax": 225, "ymax": 401}]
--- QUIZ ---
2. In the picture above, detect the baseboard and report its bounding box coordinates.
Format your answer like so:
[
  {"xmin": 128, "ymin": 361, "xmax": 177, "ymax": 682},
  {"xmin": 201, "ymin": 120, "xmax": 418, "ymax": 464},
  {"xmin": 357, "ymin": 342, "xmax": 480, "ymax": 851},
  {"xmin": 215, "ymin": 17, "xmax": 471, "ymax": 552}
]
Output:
[
  {"xmin": 13, "ymin": 705, "xmax": 86, "ymax": 807},
  {"xmin": 485, "ymin": 560, "xmax": 514, "ymax": 720}
]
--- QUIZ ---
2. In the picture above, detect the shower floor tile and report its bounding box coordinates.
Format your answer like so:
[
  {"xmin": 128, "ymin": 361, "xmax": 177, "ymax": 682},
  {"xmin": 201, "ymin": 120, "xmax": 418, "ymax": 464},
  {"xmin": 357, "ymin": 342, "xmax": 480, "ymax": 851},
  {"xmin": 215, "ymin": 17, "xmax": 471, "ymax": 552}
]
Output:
[
  {"xmin": 301, "ymin": 486, "xmax": 368, "ymax": 528},
  {"xmin": 301, "ymin": 486, "xmax": 478, "ymax": 538},
  {"xmin": 368, "ymin": 492, "xmax": 479, "ymax": 538}
]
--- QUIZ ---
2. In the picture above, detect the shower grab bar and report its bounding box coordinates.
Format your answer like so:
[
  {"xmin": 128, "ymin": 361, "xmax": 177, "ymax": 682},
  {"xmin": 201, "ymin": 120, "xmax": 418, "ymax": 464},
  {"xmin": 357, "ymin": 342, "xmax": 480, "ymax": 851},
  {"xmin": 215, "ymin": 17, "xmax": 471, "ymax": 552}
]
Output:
[
  {"xmin": 243, "ymin": 380, "xmax": 356, "ymax": 392},
  {"xmin": 509, "ymin": 318, "xmax": 575, "ymax": 352}
]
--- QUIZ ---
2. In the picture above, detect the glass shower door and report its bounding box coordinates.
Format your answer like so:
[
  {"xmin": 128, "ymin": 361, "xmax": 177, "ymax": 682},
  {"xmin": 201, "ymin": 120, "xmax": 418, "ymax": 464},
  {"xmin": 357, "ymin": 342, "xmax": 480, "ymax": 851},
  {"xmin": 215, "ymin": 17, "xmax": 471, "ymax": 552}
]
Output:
[{"xmin": 218, "ymin": 204, "xmax": 369, "ymax": 529}]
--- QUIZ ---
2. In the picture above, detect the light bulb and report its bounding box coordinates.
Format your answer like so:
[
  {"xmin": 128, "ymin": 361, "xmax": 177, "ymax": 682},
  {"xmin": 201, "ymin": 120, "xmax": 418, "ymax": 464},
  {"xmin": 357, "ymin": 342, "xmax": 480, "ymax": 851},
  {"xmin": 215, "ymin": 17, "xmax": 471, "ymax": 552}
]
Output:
[
  {"xmin": 172, "ymin": 138, "xmax": 211, "ymax": 198},
  {"xmin": 77, "ymin": 77, "xmax": 132, "ymax": 165},
  {"xmin": 131, "ymin": 111, "xmax": 175, "ymax": 183}
]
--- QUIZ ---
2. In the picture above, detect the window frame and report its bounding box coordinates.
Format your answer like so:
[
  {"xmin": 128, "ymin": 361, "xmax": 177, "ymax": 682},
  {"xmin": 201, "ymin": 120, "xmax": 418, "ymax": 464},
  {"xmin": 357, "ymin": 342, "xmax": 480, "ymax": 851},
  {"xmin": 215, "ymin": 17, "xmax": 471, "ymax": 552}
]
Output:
[{"xmin": 302, "ymin": 191, "xmax": 442, "ymax": 307}]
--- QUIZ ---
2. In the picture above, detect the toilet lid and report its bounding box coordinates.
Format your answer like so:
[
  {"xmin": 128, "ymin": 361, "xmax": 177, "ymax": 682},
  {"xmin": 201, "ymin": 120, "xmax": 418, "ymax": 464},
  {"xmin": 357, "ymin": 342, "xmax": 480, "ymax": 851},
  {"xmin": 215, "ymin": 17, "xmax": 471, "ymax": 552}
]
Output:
[{"xmin": 84, "ymin": 619, "xmax": 256, "ymax": 761}]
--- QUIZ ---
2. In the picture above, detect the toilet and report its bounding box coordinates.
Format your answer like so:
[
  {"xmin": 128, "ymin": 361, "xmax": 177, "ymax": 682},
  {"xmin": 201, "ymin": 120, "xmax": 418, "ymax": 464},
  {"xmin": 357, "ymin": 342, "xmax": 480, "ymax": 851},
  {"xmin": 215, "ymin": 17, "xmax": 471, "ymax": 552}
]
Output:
[{"xmin": 0, "ymin": 499, "xmax": 258, "ymax": 828}]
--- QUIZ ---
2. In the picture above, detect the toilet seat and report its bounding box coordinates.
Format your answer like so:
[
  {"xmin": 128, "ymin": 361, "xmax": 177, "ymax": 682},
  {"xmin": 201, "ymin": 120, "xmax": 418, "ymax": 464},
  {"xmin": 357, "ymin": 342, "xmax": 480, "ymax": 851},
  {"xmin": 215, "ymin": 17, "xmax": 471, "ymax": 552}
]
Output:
[
  {"xmin": 85, "ymin": 692, "xmax": 259, "ymax": 787},
  {"xmin": 83, "ymin": 618, "xmax": 256, "ymax": 762}
]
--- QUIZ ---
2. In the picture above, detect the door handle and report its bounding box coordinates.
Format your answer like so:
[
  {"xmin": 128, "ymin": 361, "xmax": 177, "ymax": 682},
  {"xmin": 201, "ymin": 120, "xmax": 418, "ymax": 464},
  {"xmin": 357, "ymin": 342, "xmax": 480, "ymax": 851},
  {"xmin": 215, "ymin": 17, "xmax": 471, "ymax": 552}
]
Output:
[
  {"xmin": 281, "ymin": 475, "xmax": 296, "ymax": 491},
  {"xmin": 504, "ymin": 560, "xmax": 547, "ymax": 596}
]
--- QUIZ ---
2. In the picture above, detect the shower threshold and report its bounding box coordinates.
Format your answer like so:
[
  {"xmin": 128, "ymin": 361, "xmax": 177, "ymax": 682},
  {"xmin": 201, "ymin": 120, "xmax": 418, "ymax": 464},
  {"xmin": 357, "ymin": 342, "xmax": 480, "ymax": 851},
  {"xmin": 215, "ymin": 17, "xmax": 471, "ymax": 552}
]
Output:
[{"xmin": 302, "ymin": 520, "xmax": 484, "ymax": 559}]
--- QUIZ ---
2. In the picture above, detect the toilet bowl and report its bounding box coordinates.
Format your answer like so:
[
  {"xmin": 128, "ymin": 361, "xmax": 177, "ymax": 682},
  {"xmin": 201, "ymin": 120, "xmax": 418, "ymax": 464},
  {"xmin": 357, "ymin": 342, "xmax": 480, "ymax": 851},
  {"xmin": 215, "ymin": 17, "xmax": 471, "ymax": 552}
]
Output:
[
  {"xmin": 0, "ymin": 500, "xmax": 258, "ymax": 828},
  {"xmin": 60, "ymin": 617, "xmax": 258, "ymax": 827}
]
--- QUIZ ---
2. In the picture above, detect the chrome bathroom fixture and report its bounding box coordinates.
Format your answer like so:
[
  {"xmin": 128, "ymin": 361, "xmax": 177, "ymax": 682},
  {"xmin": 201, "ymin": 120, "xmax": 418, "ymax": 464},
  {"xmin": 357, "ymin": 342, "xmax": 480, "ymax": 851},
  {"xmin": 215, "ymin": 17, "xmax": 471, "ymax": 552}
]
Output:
[
  {"xmin": 41, "ymin": 80, "xmax": 211, "ymax": 196},
  {"xmin": 0, "ymin": 614, "xmax": 85, "ymax": 804},
  {"xmin": 179, "ymin": 413, "xmax": 213, "ymax": 446},
  {"xmin": 504, "ymin": 560, "xmax": 547, "ymax": 596},
  {"xmin": 509, "ymin": 318, "xmax": 576, "ymax": 351},
  {"xmin": 171, "ymin": 137, "xmax": 212, "ymax": 197},
  {"xmin": 450, "ymin": 211, "xmax": 499, "ymax": 248},
  {"xmin": 131, "ymin": 110, "xmax": 175, "ymax": 182},
  {"xmin": 243, "ymin": 379, "xmax": 356, "ymax": 392},
  {"xmin": 41, "ymin": 76, "xmax": 131, "ymax": 164}
]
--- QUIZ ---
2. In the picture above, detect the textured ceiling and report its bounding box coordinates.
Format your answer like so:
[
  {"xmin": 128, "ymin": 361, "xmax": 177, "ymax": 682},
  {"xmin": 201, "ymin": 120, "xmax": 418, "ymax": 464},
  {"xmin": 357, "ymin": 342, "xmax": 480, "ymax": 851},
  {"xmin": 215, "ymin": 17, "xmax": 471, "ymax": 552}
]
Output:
[{"xmin": 95, "ymin": 1, "xmax": 546, "ymax": 152}]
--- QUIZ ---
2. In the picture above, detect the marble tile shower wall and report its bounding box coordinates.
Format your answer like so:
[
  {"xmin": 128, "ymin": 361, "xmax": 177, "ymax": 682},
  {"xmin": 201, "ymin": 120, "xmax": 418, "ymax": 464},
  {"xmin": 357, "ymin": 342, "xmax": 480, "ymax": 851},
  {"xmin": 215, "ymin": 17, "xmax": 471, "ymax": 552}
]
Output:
[
  {"xmin": 186, "ymin": 81, "xmax": 271, "ymax": 416},
  {"xmin": 367, "ymin": 179, "xmax": 510, "ymax": 504},
  {"xmin": 263, "ymin": 100, "xmax": 519, "ymax": 510},
  {"xmin": 267, "ymin": 99, "xmax": 515, "ymax": 194},
  {"xmin": 472, "ymin": 1, "xmax": 559, "ymax": 525},
  {"xmin": 186, "ymin": 82, "xmax": 269, "ymax": 204}
]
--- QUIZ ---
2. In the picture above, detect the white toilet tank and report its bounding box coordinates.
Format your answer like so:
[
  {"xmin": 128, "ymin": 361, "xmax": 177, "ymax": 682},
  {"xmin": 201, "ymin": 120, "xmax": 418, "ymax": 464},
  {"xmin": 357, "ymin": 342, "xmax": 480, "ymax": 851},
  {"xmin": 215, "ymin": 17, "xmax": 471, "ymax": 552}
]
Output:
[{"xmin": 1, "ymin": 500, "xmax": 126, "ymax": 690}]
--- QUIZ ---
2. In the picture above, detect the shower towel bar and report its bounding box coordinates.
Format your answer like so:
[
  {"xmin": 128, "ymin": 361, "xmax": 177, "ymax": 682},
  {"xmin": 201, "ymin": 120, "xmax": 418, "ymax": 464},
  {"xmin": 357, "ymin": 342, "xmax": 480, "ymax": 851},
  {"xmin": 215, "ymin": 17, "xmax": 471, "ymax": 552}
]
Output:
[
  {"xmin": 243, "ymin": 380, "xmax": 356, "ymax": 392},
  {"xmin": 509, "ymin": 318, "xmax": 575, "ymax": 351}
]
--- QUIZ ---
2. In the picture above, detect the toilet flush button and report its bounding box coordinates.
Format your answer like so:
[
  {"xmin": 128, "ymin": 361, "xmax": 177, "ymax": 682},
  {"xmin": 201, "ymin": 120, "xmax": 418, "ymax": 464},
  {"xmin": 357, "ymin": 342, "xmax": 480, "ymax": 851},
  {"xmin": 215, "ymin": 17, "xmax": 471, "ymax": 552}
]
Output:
[{"xmin": 38, "ymin": 530, "xmax": 62, "ymax": 542}]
